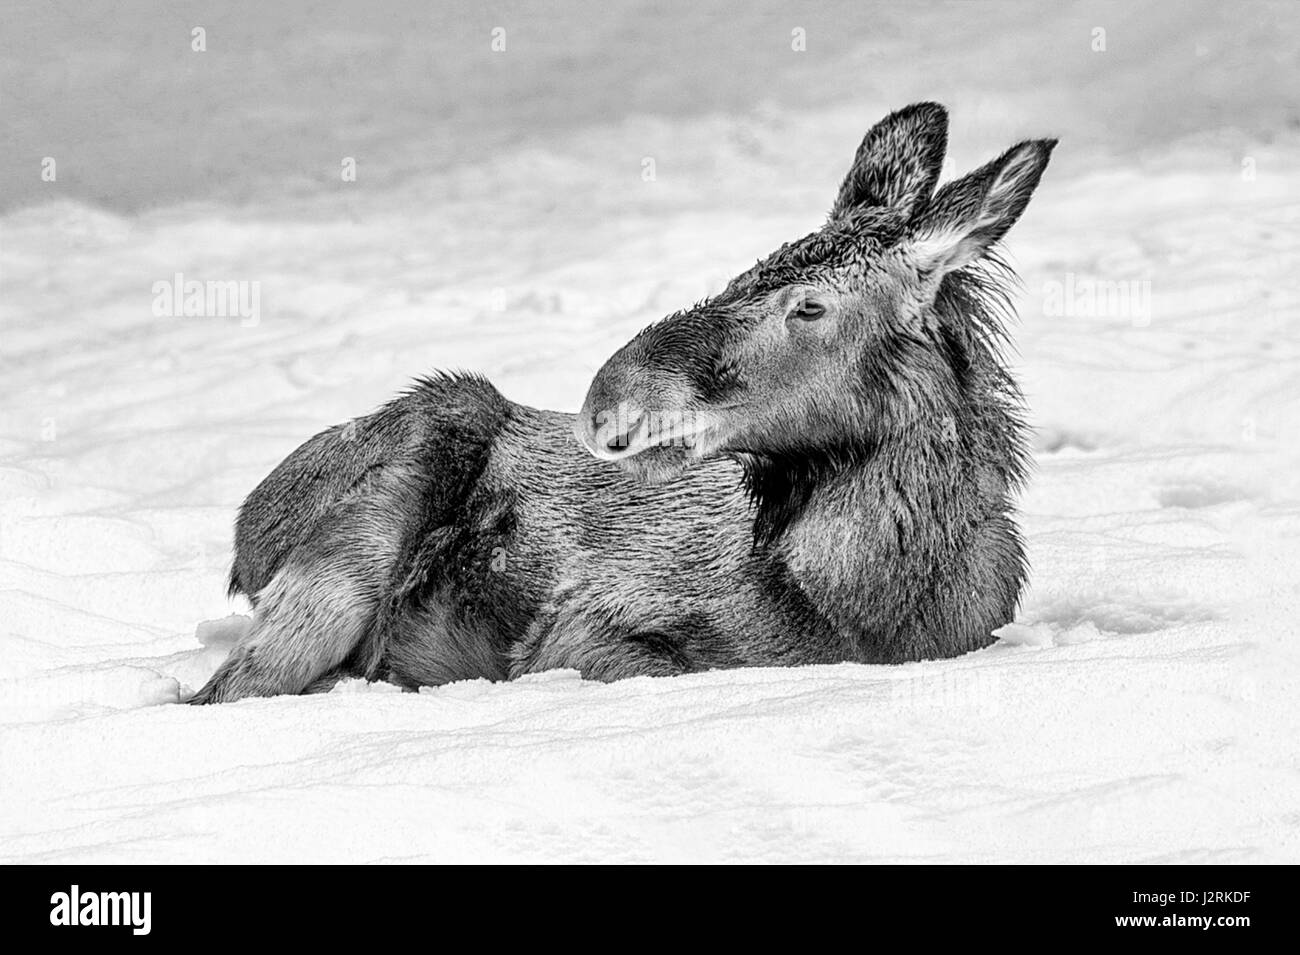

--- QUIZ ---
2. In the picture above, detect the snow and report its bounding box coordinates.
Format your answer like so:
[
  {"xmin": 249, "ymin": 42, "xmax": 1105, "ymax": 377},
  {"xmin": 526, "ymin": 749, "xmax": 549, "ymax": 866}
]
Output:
[{"xmin": 2, "ymin": 1, "xmax": 1299, "ymax": 863}]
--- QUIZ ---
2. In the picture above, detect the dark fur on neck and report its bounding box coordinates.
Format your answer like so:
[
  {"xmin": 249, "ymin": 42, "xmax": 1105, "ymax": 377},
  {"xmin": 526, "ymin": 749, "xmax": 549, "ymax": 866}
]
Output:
[{"xmin": 740, "ymin": 442, "xmax": 878, "ymax": 547}]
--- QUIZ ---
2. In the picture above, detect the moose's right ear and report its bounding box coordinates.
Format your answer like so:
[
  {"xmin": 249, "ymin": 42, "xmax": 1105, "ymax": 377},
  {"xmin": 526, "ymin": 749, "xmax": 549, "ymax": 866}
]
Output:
[
  {"xmin": 829, "ymin": 102, "xmax": 949, "ymax": 220},
  {"xmin": 906, "ymin": 138, "xmax": 1057, "ymax": 275}
]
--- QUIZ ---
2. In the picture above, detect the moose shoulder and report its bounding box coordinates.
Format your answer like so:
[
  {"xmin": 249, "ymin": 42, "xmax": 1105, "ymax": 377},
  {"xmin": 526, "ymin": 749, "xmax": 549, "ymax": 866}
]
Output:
[{"xmin": 190, "ymin": 103, "xmax": 1055, "ymax": 704}]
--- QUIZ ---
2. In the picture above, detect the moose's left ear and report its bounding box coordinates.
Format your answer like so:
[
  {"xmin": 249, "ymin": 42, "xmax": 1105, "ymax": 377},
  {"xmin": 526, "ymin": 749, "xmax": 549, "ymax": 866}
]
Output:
[
  {"xmin": 906, "ymin": 138, "xmax": 1056, "ymax": 275},
  {"xmin": 830, "ymin": 102, "xmax": 949, "ymax": 220}
]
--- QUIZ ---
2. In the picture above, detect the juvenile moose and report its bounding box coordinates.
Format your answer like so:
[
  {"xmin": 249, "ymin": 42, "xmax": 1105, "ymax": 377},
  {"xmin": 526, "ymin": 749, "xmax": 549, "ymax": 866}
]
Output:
[{"xmin": 190, "ymin": 103, "xmax": 1055, "ymax": 703}]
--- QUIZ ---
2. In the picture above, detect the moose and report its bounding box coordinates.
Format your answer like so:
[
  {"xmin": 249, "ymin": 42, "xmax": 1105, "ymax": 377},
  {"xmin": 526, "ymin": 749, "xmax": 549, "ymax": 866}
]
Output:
[{"xmin": 189, "ymin": 103, "xmax": 1055, "ymax": 704}]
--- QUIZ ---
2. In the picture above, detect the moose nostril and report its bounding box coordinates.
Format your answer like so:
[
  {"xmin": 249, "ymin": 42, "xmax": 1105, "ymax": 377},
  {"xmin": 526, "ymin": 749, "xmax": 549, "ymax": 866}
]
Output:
[
  {"xmin": 605, "ymin": 424, "xmax": 638, "ymax": 455},
  {"xmin": 600, "ymin": 410, "xmax": 645, "ymax": 456}
]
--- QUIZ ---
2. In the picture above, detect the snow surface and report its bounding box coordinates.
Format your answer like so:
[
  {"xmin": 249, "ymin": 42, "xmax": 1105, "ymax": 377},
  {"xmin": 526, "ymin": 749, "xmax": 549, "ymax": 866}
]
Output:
[{"xmin": 2, "ymin": 1, "xmax": 1299, "ymax": 862}]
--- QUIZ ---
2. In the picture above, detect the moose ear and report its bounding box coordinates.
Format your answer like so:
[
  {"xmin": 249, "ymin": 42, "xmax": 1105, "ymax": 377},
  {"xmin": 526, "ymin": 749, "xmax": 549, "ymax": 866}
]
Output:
[
  {"xmin": 906, "ymin": 139, "xmax": 1056, "ymax": 275},
  {"xmin": 829, "ymin": 102, "xmax": 948, "ymax": 220}
]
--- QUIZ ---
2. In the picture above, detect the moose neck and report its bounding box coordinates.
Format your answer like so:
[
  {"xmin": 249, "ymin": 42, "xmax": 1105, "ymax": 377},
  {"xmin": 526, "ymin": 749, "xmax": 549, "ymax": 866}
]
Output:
[
  {"xmin": 741, "ymin": 390, "xmax": 1024, "ymax": 659},
  {"xmin": 744, "ymin": 422, "xmax": 971, "ymax": 555}
]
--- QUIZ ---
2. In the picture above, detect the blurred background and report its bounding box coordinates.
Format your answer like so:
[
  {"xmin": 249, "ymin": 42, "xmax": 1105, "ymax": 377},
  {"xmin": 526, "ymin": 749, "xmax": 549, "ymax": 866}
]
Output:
[{"xmin": 3, "ymin": 0, "xmax": 1296, "ymax": 213}]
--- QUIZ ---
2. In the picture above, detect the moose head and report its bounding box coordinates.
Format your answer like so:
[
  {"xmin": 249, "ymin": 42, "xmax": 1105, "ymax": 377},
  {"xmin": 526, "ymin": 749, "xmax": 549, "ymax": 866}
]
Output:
[{"xmin": 576, "ymin": 103, "xmax": 1055, "ymax": 488}]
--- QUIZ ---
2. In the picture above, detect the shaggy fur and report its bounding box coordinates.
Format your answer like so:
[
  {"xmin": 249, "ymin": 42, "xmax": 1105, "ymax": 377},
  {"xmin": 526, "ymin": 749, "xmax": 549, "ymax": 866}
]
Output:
[{"xmin": 190, "ymin": 103, "xmax": 1055, "ymax": 704}]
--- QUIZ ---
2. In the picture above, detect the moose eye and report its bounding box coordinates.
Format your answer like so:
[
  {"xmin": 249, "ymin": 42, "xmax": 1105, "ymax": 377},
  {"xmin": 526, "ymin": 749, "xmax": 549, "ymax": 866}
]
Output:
[{"xmin": 790, "ymin": 299, "xmax": 826, "ymax": 321}]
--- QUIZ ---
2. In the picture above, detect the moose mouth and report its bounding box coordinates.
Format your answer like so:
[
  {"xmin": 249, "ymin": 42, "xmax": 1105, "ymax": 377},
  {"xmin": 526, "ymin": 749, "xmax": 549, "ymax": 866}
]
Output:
[
  {"xmin": 574, "ymin": 404, "xmax": 724, "ymax": 484},
  {"xmin": 607, "ymin": 442, "xmax": 696, "ymax": 485}
]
